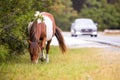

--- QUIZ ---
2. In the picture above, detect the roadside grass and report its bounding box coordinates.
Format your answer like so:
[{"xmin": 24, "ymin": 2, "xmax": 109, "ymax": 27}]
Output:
[{"xmin": 0, "ymin": 46, "xmax": 120, "ymax": 80}]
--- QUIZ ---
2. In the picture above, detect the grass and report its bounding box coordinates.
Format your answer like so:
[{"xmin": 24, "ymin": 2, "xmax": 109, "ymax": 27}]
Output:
[{"xmin": 0, "ymin": 46, "xmax": 120, "ymax": 80}]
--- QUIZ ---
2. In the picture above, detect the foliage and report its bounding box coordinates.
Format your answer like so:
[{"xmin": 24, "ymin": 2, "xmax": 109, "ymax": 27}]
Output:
[
  {"xmin": 79, "ymin": 0, "xmax": 120, "ymax": 30},
  {"xmin": 50, "ymin": 0, "xmax": 78, "ymax": 30}
]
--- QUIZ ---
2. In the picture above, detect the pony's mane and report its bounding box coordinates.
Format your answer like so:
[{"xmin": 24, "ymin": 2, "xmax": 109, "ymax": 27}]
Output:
[{"xmin": 30, "ymin": 19, "xmax": 38, "ymax": 42}]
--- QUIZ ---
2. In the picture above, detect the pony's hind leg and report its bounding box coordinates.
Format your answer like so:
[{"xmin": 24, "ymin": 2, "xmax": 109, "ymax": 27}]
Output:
[{"xmin": 46, "ymin": 40, "xmax": 52, "ymax": 63}]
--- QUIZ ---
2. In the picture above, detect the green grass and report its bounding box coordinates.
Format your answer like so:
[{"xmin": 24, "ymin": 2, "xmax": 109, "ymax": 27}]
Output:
[{"xmin": 0, "ymin": 46, "xmax": 120, "ymax": 80}]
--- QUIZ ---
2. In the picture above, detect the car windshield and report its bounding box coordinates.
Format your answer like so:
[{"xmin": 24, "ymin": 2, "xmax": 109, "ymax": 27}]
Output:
[{"xmin": 75, "ymin": 19, "xmax": 94, "ymax": 25}]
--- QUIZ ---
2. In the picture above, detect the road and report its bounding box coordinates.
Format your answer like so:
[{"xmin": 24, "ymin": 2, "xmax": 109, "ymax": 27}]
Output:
[{"xmin": 51, "ymin": 32, "xmax": 120, "ymax": 48}]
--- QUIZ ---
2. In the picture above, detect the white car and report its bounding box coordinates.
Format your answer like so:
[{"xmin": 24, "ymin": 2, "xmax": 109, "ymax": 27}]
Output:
[{"xmin": 71, "ymin": 18, "xmax": 98, "ymax": 37}]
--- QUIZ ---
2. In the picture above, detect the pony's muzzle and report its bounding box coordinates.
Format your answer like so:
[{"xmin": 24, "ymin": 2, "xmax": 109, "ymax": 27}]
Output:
[{"xmin": 32, "ymin": 59, "xmax": 38, "ymax": 64}]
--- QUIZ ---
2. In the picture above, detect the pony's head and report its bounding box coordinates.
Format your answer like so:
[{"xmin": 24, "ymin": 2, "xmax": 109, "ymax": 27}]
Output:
[{"xmin": 28, "ymin": 40, "xmax": 41, "ymax": 64}]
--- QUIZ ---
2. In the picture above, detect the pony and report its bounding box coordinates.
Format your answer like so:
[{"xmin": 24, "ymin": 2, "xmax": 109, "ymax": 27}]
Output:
[{"xmin": 28, "ymin": 11, "xmax": 67, "ymax": 64}]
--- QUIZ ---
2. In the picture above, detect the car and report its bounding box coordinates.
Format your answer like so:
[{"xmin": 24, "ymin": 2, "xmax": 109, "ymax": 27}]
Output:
[{"xmin": 71, "ymin": 18, "xmax": 98, "ymax": 37}]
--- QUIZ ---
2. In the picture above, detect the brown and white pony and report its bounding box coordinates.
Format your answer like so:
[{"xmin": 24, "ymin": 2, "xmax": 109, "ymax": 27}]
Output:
[{"xmin": 28, "ymin": 11, "xmax": 67, "ymax": 64}]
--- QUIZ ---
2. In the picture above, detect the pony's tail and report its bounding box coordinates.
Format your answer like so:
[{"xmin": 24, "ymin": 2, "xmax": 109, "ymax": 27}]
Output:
[{"xmin": 55, "ymin": 27, "xmax": 67, "ymax": 53}]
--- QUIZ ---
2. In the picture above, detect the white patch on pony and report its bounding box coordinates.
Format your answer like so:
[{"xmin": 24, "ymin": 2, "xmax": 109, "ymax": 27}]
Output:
[
  {"xmin": 37, "ymin": 19, "xmax": 42, "ymax": 23},
  {"xmin": 43, "ymin": 16, "xmax": 53, "ymax": 41},
  {"xmin": 29, "ymin": 11, "xmax": 53, "ymax": 41},
  {"xmin": 46, "ymin": 54, "xmax": 49, "ymax": 63}
]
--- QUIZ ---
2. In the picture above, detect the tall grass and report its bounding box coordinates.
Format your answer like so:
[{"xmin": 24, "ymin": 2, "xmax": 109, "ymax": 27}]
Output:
[{"xmin": 0, "ymin": 46, "xmax": 120, "ymax": 80}]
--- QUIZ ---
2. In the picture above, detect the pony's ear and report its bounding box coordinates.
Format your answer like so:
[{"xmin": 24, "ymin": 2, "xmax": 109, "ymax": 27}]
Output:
[{"xmin": 27, "ymin": 40, "xmax": 31, "ymax": 44}]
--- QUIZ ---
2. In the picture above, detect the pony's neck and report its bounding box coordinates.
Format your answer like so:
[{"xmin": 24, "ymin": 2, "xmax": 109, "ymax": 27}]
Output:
[{"xmin": 30, "ymin": 20, "xmax": 39, "ymax": 42}]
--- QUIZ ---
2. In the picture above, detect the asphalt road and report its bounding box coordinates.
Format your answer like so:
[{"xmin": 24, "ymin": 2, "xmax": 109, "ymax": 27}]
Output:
[{"xmin": 51, "ymin": 32, "xmax": 120, "ymax": 48}]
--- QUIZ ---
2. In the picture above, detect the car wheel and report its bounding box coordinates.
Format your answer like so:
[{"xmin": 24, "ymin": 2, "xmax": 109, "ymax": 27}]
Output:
[
  {"xmin": 75, "ymin": 35, "xmax": 77, "ymax": 37},
  {"xmin": 71, "ymin": 34, "xmax": 74, "ymax": 37},
  {"xmin": 71, "ymin": 34, "xmax": 75, "ymax": 37},
  {"xmin": 94, "ymin": 35, "xmax": 97, "ymax": 37},
  {"xmin": 90, "ymin": 35, "xmax": 93, "ymax": 37}
]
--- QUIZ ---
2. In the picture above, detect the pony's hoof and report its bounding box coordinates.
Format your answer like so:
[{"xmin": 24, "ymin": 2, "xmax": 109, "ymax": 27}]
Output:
[{"xmin": 40, "ymin": 57, "xmax": 46, "ymax": 62}]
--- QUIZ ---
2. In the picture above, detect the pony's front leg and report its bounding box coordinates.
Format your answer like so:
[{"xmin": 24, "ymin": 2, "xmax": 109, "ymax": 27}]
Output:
[
  {"xmin": 46, "ymin": 40, "xmax": 52, "ymax": 63},
  {"xmin": 40, "ymin": 48, "xmax": 46, "ymax": 62},
  {"xmin": 40, "ymin": 38, "xmax": 46, "ymax": 62}
]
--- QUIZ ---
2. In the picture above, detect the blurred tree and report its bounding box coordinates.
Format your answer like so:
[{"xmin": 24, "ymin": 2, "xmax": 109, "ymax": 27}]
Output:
[
  {"xmin": 71, "ymin": 0, "xmax": 86, "ymax": 12},
  {"xmin": 79, "ymin": 0, "xmax": 120, "ymax": 30},
  {"xmin": 71, "ymin": 0, "xmax": 119, "ymax": 12},
  {"xmin": 108, "ymin": 0, "xmax": 118, "ymax": 4},
  {"xmin": 0, "ymin": 0, "xmax": 33, "ymax": 55},
  {"xmin": 50, "ymin": 0, "xmax": 77, "ymax": 30}
]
